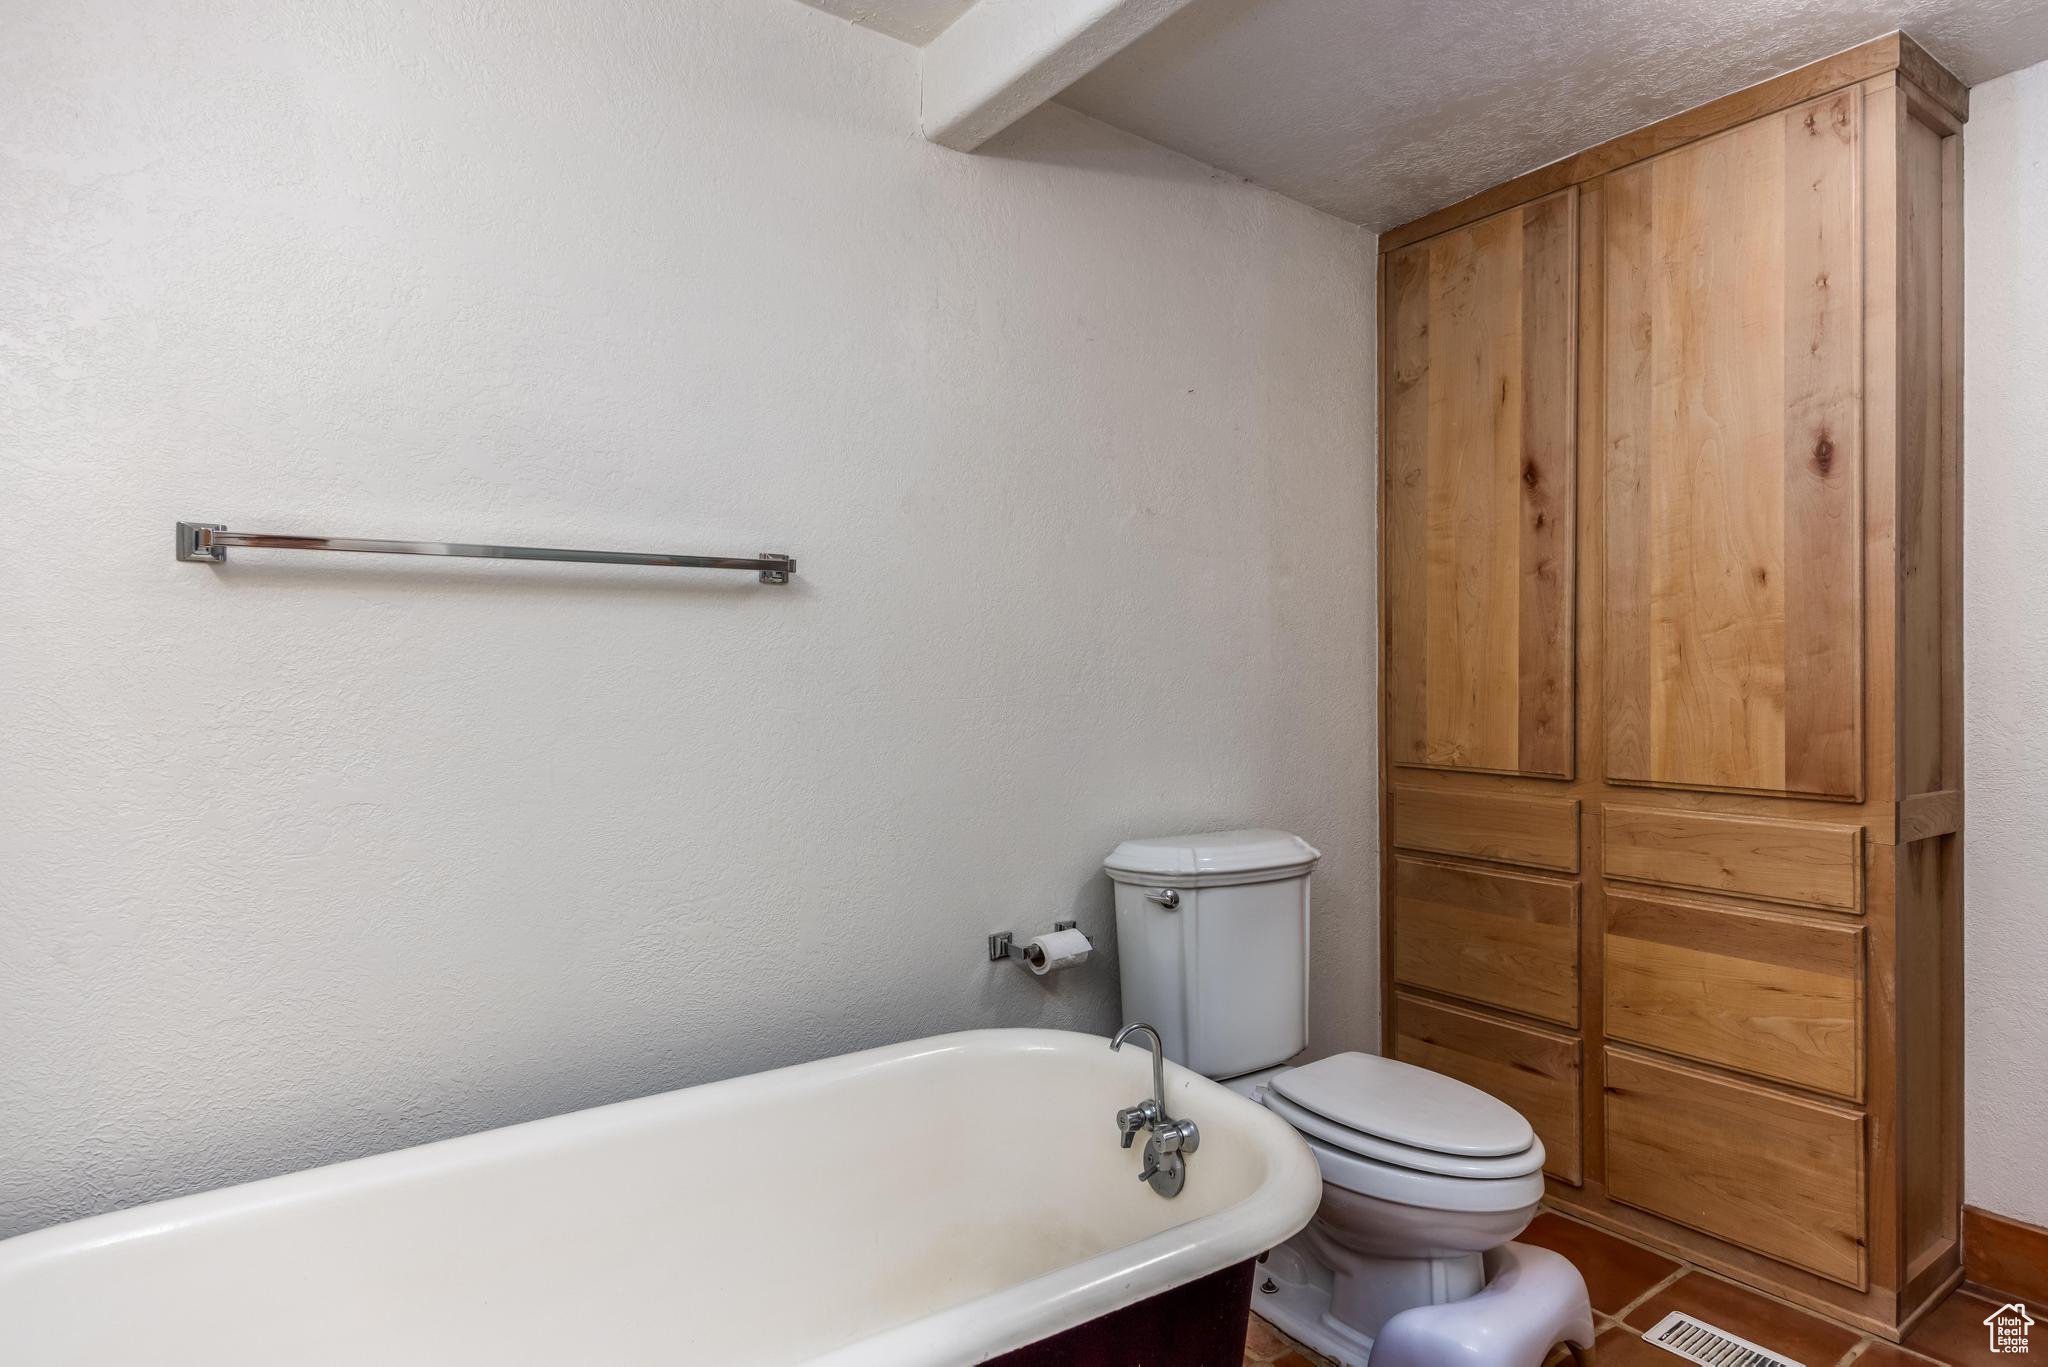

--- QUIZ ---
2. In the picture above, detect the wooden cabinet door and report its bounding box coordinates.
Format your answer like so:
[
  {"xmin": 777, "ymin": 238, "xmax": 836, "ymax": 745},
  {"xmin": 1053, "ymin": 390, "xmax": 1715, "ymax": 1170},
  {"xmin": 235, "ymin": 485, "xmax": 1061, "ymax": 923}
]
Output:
[
  {"xmin": 1602, "ymin": 91, "xmax": 1863, "ymax": 798},
  {"xmin": 1385, "ymin": 190, "xmax": 1576, "ymax": 777}
]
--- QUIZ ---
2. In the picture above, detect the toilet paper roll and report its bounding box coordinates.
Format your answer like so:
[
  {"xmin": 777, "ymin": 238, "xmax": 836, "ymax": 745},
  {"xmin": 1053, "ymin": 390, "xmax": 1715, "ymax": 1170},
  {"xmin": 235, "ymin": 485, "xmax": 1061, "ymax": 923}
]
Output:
[{"xmin": 1024, "ymin": 927, "xmax": 1093, "ymax": 976}]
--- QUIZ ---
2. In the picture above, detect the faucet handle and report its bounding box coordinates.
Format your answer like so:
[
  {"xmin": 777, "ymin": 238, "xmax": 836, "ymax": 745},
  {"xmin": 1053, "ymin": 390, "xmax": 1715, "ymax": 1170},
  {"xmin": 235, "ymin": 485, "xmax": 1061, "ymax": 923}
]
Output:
[
  {"xmin": 1116, "ymin": 1100, "xmax": 1160, "ymax": 1149},
  {"xmin": 1153, "ymin": 1117, "xmax": 1199, "ymax": 1157}
]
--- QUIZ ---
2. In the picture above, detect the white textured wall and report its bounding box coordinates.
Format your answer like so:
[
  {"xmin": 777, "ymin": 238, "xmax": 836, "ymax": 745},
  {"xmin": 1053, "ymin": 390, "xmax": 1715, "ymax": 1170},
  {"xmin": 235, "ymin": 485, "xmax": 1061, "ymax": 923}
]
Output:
[
  {"xmin": 1963, "ymin": 59, "xmax": 2048, "ymax": 1230},
  {"xmin": 0, "ymin": 0, "xmax": 1378, "ymax": 1237}
]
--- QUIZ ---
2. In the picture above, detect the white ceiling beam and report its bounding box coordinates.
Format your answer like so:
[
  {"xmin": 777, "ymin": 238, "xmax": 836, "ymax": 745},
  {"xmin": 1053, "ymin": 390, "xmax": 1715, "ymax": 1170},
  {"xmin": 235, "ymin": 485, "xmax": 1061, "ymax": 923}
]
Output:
[{"xmin": 920, "ymin": 0, "xmax": 1199, "ymax": 152}]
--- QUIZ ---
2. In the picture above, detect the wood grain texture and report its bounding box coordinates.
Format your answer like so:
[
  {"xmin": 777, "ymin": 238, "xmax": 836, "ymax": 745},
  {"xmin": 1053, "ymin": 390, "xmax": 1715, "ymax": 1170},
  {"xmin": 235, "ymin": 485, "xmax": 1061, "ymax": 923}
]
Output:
[
  {"xmin": 1898, "ymin": 789, "xmax": 1962, "ymax": 842},
  {"xmin": 1605, "ymin": 1048, "xmax": 1867, "ymax": 1287},
  {"xmin": 1393, "ymin": 857, "xmax": 1579, "ymax": 1026},
  {"xmin": 1385, "ymin": 190, "xmax": 1575, "ymax": 777},
  {"xmin": 1385, "ymin": 247, "xmax": 1430, "ymax": 762},
  {"xmin": 1394, "ymin": 992, "xmax": 1583, "ymax": 1184},
  {"xmin": 1392, "ymin": 787, "xmax": 1580, "ymax": 871},
  {"xmin": 1898, "ymin": 834, "xmax": 1964, "ymax": 1292},
  {"xmin": 1895, "ymin": 32, "xmax": 1970, "ymax": 124},
  {"xmin": 1378, "ymin": 48, "xmax": 1966, "ymax": 1336},
  {"xmin": 1859, "ymin": 83, "xmax": 1910, "ymax": 1314},
  {"xmin": 1862, "ymin": 74, "xmax": 1904, "ymax": 824},
  {"xmin": 1603, "ymin": 92, "xmax": 1863, "ymax": 798},
  {"xmin": 1380, "ymin": 32, "xmax": 1965, "ymax": 254},
  {"xmin": 1519, "ymin": 192, "xmax": 1578, "ymax": 773},
  {"xmin": 1604, "ymin": 804, "xmax": 1861, "ymax": 911},
  {"xmin": 1964, "ymin": 1206, "xmax": 2048, "ymax": 1308},
  {"xmin": 1898, "ymin": 107, "xmax": 1951, "ymax": 799},
  {"xmin": 1605, "ymin": 893, "xmax": 1864, "ymax": 1097}
]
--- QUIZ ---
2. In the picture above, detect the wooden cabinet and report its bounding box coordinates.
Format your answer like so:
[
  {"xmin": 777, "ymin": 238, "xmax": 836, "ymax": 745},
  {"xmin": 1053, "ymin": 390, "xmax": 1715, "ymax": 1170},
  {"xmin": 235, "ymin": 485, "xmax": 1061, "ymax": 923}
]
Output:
[
  {"xmin": 1604, "ymin": 894, "xmax": 1863, "ymax": 1097},
  {"xmin": 1391, "ymin": 786, "xmax": 1579, "ymax": 871},
  {"xmin": 1602, "ymin": 91, "xmax": 1864, "ymax": 800},
  {"xmin": 1385, "ymin": 191, "xmax": 1576, "ymax": 778},
  {"xmin": 1602, "ymin": 805, "xmax": 1861, "ymax": 911},
  {"xmin": 1375, "ymin": 33, "xmax": 1965, "ymax": 1341},
  {"xmin": 1393, "ymin": 857, "xmax": 1578, "ymax": 1026},
  {"xmin": 1604, "ymin": 1049, "xmax": 1867, "ymax": 1286}
]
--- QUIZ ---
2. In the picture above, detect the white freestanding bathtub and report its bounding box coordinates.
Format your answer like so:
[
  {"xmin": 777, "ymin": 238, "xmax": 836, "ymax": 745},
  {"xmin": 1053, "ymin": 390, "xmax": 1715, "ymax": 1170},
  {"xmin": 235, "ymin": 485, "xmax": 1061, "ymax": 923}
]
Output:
[{"xmin": 0, "ymin": 1028, "xmax": 1320, "ymax": 1366}]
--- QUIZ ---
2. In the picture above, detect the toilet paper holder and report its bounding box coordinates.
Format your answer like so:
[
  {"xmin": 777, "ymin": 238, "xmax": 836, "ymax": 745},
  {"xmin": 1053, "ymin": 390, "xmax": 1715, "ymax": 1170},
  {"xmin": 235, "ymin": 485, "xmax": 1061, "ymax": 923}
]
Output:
[{"xmin": 988, "ymin": 921, "xmax": 1081, "ymax": 966}]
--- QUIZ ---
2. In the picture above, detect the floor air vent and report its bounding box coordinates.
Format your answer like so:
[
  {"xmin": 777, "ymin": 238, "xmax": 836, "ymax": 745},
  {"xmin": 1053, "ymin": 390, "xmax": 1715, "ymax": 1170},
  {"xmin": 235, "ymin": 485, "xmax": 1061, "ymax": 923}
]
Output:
[{"xmin": 1640, "ymin": 1311, "xmax": 1808, "ymax": 1367}]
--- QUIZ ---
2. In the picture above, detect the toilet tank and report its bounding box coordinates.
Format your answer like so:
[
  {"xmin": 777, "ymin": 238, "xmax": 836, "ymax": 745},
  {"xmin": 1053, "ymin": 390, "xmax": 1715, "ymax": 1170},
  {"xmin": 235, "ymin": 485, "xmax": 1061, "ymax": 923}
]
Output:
[{"xmin": 1104, "ymin": 830, "xmax": 1319, "ymax": 1079}]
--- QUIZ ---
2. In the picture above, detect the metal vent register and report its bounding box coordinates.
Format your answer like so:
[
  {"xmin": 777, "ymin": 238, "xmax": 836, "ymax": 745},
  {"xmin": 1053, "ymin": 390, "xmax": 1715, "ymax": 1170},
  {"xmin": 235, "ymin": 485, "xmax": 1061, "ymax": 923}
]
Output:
[{"xmin": 1639, "ymin": 1311, "xmax": 1807, "ymax": 1367}]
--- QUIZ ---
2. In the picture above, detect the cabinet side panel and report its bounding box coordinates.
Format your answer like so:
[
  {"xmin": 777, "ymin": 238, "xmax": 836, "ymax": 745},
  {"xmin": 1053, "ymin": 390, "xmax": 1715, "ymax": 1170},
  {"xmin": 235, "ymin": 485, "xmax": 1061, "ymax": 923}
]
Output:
[
  {"xmin": 1897, "ymin": 106, "xmax": 1954, "ymax": 798},
  {"xmin": 1899, "ymin": 833, "xmax": 1962, "ymax": 1283},
  {"xmin": 1895, "ymin": 96, "xmax": 1964, "ymax": 1296}
]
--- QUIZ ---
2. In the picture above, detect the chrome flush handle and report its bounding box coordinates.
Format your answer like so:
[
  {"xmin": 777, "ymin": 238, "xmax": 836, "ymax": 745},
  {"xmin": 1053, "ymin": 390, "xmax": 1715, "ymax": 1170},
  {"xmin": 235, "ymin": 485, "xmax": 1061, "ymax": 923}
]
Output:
[{"xmin": 1143, "ymin": 888, "xmax": 1180, "ymax": 909}]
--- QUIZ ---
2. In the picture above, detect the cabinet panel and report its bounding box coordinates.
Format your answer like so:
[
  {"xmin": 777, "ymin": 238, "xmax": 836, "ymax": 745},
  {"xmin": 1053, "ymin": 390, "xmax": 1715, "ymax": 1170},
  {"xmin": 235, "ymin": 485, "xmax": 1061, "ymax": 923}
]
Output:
[
  {"xmin": 1392, "ymin": 787, "xmax": 1580, "ymax": 872},
  {"xmin": 1394, "ymin": 857, "xmax": 1578, "ymax": 1026},
  {"xmin": 1386, "ymin": 190, "xmax": 1575, "ymax": 777},
  {"xmin": 1394, "ymin": 992, "xmax": 1582, "ymax": 1184},
  {"xmin": 1603, "ymin": 804, "xmax": 1861, "ymax": 911},
  {"xmin": 1605, "ymin": 893, "xmax": 1863, "ymax": 1096},
  {"xmin": 1605, "ymin": 1048, "xmax": 1866, "ymax": 1286},
  {"xmin": 1603, "ymin": 91, "xmax": 1864, "ymax": 798}
]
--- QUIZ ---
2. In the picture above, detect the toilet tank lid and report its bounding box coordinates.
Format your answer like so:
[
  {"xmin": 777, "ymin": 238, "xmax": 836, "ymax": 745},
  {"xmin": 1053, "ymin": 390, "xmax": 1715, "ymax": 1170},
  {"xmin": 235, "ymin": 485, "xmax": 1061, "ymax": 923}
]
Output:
[
  {"xmin": 1269, "ymin": 1052, "xmax": 1535, "ymax": 1159},
  {"xmin": 1103, "ymin": 829, "xmax": 1320, "ymax": 885}
]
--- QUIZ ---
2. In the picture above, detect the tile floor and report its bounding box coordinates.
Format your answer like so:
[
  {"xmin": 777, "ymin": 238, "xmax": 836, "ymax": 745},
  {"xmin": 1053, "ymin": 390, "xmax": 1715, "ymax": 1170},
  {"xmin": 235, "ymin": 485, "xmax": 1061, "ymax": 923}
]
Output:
[
  {"xmin": 1241, "ymin": 1207, "xmax": 2045, "ymax": 1366},
  {"xmin": 1243, "ymin": 1309, "xmax": 1338, "ymax": 1367}
]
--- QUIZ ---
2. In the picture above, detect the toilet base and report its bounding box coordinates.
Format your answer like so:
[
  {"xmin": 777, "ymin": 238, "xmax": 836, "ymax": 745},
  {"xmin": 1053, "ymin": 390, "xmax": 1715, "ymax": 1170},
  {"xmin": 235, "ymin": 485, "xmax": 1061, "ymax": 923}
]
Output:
[
  {"xmin": 1251, "ymin": 1239, "xmax": 1595, "ymax": 1367},
  {"xmin": 1252, "ymin": 1239, "xmax": 1374, "ymax": 1366}
]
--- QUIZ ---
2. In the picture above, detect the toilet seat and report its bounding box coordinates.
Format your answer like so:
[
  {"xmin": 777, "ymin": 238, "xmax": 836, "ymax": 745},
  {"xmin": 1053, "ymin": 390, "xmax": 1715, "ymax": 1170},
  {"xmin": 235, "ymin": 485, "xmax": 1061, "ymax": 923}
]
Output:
[
  {"xmin": 1260, "ymin": 1051, "xmax": 1547, "ymax": 1210},
  {"xmin": 1295, "ymin": 1130, "xmax": 1548, "ymax": 1212},
  {"xmin": 1262, "ymin": 1088, "xmax": 1546, "ymax": 1181},
  {"xmin": 1270, "ymin": 1052, "xmax": 1533, "ymax": 1158}
]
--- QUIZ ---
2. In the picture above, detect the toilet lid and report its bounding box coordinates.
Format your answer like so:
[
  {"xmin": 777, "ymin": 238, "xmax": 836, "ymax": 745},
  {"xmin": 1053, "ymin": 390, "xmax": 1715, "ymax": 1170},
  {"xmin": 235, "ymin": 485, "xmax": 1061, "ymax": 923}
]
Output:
[
  {"xmin": 1269, "ymin": 1052, "xmax": 1535, "ymax": 1159},
  {"xmin": 1262, "ymin": 1088, "xmax": 1546, "ymax": 1180}
]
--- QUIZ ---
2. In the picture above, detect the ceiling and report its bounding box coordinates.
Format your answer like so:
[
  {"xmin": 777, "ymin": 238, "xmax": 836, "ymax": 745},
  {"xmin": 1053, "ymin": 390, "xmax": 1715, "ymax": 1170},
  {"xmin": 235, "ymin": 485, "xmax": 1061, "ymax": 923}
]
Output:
[
  {"xmin": 799, "ymin": 0, "xmax": 978, "ymax": 45},
  {"xmin": 798, "ymin": 0, "xmax": 2048, "ymax": 230}
]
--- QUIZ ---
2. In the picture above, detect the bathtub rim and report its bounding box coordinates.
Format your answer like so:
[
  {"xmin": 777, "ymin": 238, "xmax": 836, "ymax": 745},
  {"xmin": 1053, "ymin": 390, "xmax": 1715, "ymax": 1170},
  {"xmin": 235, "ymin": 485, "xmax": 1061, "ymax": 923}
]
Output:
[
  {"xmin": 0, "ymin": 1027, "xmax": 1321, "ymax": 1365},
  {"xmin": 813, "ymin": 1031, "xmax": 1323, "ymax": 1365}
]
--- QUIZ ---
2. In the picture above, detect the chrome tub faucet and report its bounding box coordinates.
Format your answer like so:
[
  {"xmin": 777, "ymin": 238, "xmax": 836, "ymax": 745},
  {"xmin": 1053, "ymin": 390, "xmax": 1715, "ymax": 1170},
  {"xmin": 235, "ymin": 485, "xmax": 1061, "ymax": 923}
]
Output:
[{"xmin": 1111, "ymin": 1022, "xmax": 1200, "ymax": 1198}]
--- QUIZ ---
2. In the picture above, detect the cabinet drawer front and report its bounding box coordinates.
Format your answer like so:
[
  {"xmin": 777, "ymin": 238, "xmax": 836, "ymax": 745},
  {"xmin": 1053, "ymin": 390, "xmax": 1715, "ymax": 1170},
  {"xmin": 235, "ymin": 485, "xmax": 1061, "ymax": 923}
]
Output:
[
  {"xmin": 1605, "ymin": 1049, "xmax": 1866, "ymax": 1287},
  {"xmin": 1394, "ymin": 857, "xmax": 1579, "ymax": 1026},
  {"xmin": 1394, "ymin": 992, "xmax": 1582, "ymax": 1184},
  {"xmin": 1602, "ymin": 805, "xmax": 1860, "ymax": 910},
  {"xmin": 1605, "ymin": 895, "xmax": 1863, "ymax": 1097},
  {"xmin": 1394, "ymin": 787, "xmax": 1580, "ymax": 872}
]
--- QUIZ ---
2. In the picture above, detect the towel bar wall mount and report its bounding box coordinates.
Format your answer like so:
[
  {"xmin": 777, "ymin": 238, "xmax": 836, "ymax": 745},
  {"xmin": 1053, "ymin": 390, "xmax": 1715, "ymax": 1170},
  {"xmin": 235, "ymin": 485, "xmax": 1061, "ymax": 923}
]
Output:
[{"xmin": 176, "ymin": 522, "xmax": 795, "ymax": 583}]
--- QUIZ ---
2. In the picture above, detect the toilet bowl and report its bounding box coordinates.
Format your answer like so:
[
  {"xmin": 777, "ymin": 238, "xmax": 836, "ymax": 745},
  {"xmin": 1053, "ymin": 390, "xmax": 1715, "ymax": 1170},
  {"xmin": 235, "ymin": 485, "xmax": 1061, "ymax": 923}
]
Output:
[
  {"xmin": 1228, "ymin": 1051, "xmax": 1547, "ymax": 1358},
  {"xmin": 1106, "ymin": 830, "xmax": 1584, "ymax": 1364}
]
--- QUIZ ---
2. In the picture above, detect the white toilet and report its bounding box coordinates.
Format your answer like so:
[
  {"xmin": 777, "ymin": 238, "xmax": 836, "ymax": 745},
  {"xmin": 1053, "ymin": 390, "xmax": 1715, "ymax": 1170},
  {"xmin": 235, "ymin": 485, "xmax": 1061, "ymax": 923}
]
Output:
[{"xmin": 1105, "ymin": 830, "xmax": 1588, "ymax": 1367}]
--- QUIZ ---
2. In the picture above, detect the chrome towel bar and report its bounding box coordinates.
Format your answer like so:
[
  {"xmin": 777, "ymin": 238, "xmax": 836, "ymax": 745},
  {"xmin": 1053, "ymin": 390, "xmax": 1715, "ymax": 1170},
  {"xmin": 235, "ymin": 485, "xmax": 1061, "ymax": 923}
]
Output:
[{"xmin": 176, "ymin": 522, "xmax": 794, "ymax": 583}]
